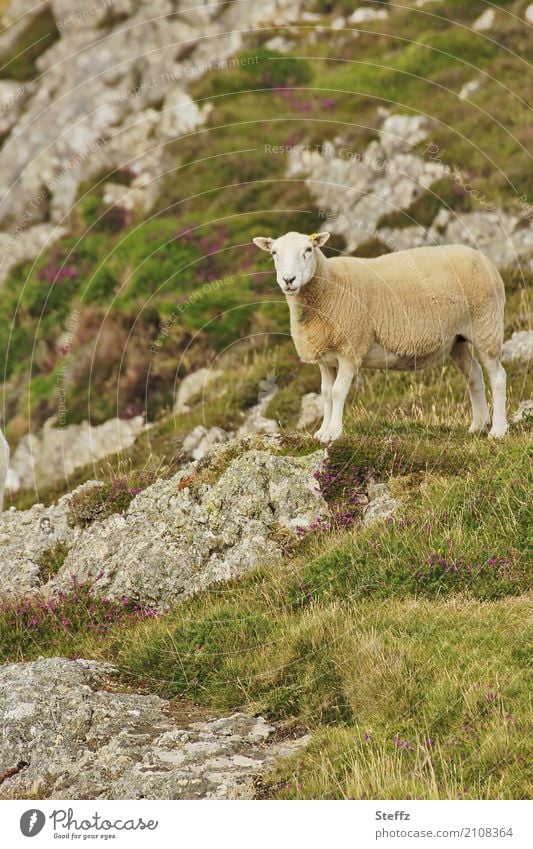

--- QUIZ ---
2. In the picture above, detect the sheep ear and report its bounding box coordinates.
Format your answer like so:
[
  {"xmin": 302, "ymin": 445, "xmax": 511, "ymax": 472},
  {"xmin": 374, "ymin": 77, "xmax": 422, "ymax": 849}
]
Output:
[
  {"xmin": 310, "ymin": 231, "xmax": 330, "ymax": 247},
  {"xmin": 253, "ymin": 237, "xmax": 273, "ymax": 252}
]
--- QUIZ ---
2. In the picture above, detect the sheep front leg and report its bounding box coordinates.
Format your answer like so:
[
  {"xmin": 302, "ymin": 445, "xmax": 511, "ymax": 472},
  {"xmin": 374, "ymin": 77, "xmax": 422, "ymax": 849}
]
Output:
[
  {"xmin": 314, "ymin": 362, "xmax": 336, "ymax": 441},
  {"xmin": 319, "ymin": 357, "xmax": 356, "ymax": 443}
]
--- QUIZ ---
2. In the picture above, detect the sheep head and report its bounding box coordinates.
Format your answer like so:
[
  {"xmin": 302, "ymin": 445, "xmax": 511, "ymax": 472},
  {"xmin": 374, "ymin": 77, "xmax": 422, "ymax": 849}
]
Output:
[{"xmin": 252, "ymin": 230, "xmax": 330, "ymax": 295}]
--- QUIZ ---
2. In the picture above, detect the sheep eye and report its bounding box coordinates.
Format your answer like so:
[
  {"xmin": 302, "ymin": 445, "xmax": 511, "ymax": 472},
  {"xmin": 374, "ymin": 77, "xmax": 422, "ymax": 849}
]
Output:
[
  {"xmin": 304, "ymin": 247, "xmax": 312, "ymax": 255},
  {"xmin": 271, "ymin": 251, "xmax": 277, "ymax": 258}
]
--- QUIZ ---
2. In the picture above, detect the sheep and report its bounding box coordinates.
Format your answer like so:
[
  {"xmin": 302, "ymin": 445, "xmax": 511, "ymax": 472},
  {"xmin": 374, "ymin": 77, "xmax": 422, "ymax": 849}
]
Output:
[
  {"xmin": 0, "ymin": 427, "xmax": 9, "ymax": 511},
  {"xmin": 252, "ymin": 230, "xmax": 508, "ymax": 442}
]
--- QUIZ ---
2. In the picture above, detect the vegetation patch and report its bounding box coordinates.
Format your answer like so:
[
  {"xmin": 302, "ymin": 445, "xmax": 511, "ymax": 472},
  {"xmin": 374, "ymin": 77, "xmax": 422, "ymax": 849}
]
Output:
[
  {"xmin": 36, "ymin": 541, "xmax": 70, "ymax": 584},
  {"xmin": 67, "ymin": 471, "xmax": 164, "ymax": 528}
]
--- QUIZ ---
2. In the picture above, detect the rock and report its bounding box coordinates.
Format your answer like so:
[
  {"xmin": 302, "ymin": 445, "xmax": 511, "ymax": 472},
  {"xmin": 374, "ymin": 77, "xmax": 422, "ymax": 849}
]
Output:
[
  {"xmin": 9, "ymin": 416, "xmax": 146, "ymax": 491},
  {"xmin": 238, "ymin": 382, "xmax": 279, "ymax": 436},
  {"xmin": 0, "ymin": 224, "xmax": 68, "ymax": 287},
  {"xmin": 348, "ymin": 7, "xmax": 388, "ymax": 24},
  {"xmin": 501, "ymin": 331, "xmax": 533, "ymax": 365},
  {"xmin": 182, "ymin": 425, "xmax": 233, "ymax": 460},
  {"xmin": 363, "ymin": 482, "xmax": 397, "ymax": 526},
  {"xmin": 0, "ymin": 80, "xmax": 27, "ymax": 135},
  {"xmin": 297, "ymin": 393, "xmax": 324, "ymax": 430},
  {"xmin": 288, "ymin": 113, "xmax": 447, "ymax": 252},
  {"xmin": 511, "ymin": 400, "xmax": 533, "ymax": 424},
  {"xmin": 0, "ymin": 441, "xmax": 325, "ymax": 607},
  {"xmin": 0, "ymin": 481, "xmax": 100, "ymax": 597},
  {"xmin": 264, "ymin": 36, "xmax": 295, "ymax": 52},
  {"xmin": 330, "ymin": 16, "xmax": 346, "ymax": 29},
  {"xmin": 473, "ymin": 9, "xmax": 495, "ymax": 31},
  {"xmin": 0, "ymin": 658, "xmax": 309, "ymax": 799},
  {"xmin": 0, "ymin": 0, "xmax": 307, "ymax": 272},
  {"xmin": 527, "ymin": 4, "xmax": 533, "ymax": 25},
  {"xmin": 159, "ymin": 87, "xmax": 213, "ymax": 138},
  {"xmin": 458, "ymin": 78, "xmax": 483, "ymax": 101},
  {"xmin": 174, "ymin": 367, "xmax": 221, "ymax": 414}
]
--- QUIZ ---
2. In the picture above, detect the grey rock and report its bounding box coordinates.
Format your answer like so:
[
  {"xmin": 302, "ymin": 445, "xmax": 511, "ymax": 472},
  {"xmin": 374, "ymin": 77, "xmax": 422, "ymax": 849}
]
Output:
[
  {"xmin": 182, "ymin": 424, "xmax": 233, "ymax": 460},
  {"xmin": 0, "ymin": 658, "xmax": 309, "ymax": 799},
  {"xmin": 297, "ymin": 392, "xmax": 324, "ymax": 430},
  {"xmin": 363, "ymin": 482, "xmax": 397, "ymax": 526},
  {"xmin": 289, "ymin": 114, "xmax": 447, "ymax": 252},
  {"xmin": 33, "ymin": 442, "xmax": 325, "ymax": 607},
  {"xmin": 9, "ymin": 416, "xmax": 146, "ymax": 491},
  {"xmin": 174, "ymin": 367, "xmax": 221, "ymax": 414},
  {"xmin": 502, "ymin": 331, "xmax": 533, "ymax": 365},
  {"xmin": 511, "ymin": 400, "xmax": 533, "ymax": 423},
  {"xmin": 0, "ymin": 481, "xmax": 100, "ymax": 597}
]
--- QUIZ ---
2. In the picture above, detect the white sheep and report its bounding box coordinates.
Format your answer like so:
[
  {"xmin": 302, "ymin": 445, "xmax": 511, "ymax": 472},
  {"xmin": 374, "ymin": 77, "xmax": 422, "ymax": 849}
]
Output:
[
  {"xmin": 253, "ymin": 231, "xmax": 508, "ymax": 442},
  {"xmin": 0, "ymin": 427, "xmax": 9, "ymax": 511}
]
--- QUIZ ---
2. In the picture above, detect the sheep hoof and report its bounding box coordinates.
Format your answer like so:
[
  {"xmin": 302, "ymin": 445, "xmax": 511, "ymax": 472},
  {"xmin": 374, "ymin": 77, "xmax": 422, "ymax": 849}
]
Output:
[
  {"xmin": 488, "ymin": 424, "xmax": 508, "ymax": 439},
  {"xmin": 468, "ymin": 420, "xmax": 490, "ymax": 433}
]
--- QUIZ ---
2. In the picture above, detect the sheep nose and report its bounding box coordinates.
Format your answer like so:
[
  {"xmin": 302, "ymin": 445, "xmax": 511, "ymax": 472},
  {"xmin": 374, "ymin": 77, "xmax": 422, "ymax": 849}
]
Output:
[{"xmin": 283, "ymin": 275, "xmax": 296, "ymax": 285}]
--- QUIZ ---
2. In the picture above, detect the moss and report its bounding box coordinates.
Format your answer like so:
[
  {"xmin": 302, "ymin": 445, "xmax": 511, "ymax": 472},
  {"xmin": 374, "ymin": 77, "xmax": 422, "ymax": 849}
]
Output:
[{"xmin": 36, "ymin": 541, "xmax": 70, "ymax": 584}]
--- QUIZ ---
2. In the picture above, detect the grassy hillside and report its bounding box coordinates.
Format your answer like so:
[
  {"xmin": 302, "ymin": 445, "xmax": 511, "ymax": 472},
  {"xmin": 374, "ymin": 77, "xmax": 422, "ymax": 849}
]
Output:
[{"xmin": 1, "ymin": 0, "xmax": 531, "ymax": 440}]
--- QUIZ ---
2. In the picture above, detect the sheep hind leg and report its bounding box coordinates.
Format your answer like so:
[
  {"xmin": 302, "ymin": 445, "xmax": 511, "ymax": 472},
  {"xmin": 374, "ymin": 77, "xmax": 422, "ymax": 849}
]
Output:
[
  {"xmin": 478, "ymin": 352, "xmax": 508, "ymax": 438},
  {"xmin": 314, "ymin": 363, "xmax": 336, "ymax": 441},
  {"xmin": 450, "ymin": 339, "xmax": 490, "ymax": 433}
]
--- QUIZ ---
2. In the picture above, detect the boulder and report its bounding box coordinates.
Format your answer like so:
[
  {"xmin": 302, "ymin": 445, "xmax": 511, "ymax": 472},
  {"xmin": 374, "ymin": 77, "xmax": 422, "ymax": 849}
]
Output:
[{"xmin": 0, "ymin": 658, "xmax": 309, "ymax": 799}]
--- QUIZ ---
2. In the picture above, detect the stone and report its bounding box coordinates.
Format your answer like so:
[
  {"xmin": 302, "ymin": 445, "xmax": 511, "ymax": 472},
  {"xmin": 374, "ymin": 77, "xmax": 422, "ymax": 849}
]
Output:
[
  {"xmin": 159, "ymin": 88, "xmax": 213, "ymax": 138},
  {"xmin": 348, "ymin": 8, "xmax": 388, "ymax": 24},
  {"xmin": 458, "ymin": 78, "xmax": 483, "ymax": 101},
  {"xmin": 526, "ymin": 4, "xmax": 533, "ymax": 25},
  {"xmin": 174, "ymin": 367, "xmax": 221, "ymax": 414},
  {"xmin": 501, "ymin": 331, "xmax": 533, "ymax": 365},
  {"xmin": 9, "ymin": 416, "xmax": 146, "ymax": 491},
  {"xmin": 0, "ymin": 481, "xmax": 100, "ymax": 598},
  {"xmin": 288, "ymin": 113, "xmax": 447, "ymax": 252},
  {"xmin": 182, "ymin": 425, "xmax": 233, "ymax": 460},
  {"xmin": 363, "ymin": 482, "xmax": 397, "ymax": 526},
  {"xmin": 473, "ymin": 9, "xmax": 495, "ymax": 31},
  {"xmin": 511, "ymin": 400, "xmax": 533, "ymax": 424},
  {"xmin": 297, "ymin": 392, "xmax": 324, "ymax": 430},
  {"xmin": 0, "ymin": 658, "xmax": 309, "ymax": 799},
  {"xmin": 238, "ymin": 381, "xmax": 279, "ymax": 436}
]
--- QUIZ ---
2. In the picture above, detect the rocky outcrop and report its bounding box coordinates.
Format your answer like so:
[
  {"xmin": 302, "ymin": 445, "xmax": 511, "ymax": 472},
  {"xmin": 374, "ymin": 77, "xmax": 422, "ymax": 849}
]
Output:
[
  {"xmin": 0, "ymin": 481, "xmax": 99, "ymax": 596},
  {"xmin": 288, "ymin": 113, "xmax": 448, "ymax": 252},
  {"xmin": 287, "ymin": 112, "xmax": 532, "ymax": 271},
  {"xmin": 0, "ymin": 658, "xmax": 308, "ymax": 799},
  {"xmin": 0, "ymin": 0, "xmax": 305, "ymax": 284},
  {"xmin": 0, "ymin": 439, "xmax": 326, "ymax": 607},
  {"xmin": 8, "ymin": 415, "xmax": 146, "ymax": 491}
]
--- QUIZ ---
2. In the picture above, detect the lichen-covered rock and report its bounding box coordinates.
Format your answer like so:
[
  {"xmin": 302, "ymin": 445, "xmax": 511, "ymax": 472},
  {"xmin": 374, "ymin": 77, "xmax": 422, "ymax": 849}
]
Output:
[
  {"xmin": 511, "ymin": 400, "xmax": 533, "ymax": 424},
  {"xmin": 52, "ymin": 445, "xmax": 325, "ymax": 607},
  {"xmin": 0, "ymin": 658, "xmax": 309, "ymax": 799},
  {"xmin": 0, "ymin": 481, "xmax": 100, "ymax": 597}
]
